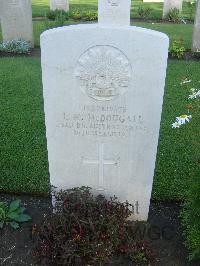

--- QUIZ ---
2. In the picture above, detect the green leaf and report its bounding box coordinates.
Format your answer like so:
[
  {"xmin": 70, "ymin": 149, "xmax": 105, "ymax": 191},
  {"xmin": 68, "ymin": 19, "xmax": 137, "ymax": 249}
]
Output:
[
  {"xmin": 9, "ymin": 199, "xmax": 21, "ymax": 212},
  {"xmin": 0, "ymin": 208, "xmax": 6, "ymax": 220},
  {"xmin": 7, "ymin": 212, "xmax": 19, "ymax": 221},
  {"xmin": 14, "ymin": 214, "xmax": 31, "ymax": 222},
  {"xmin": 9, "ymin": 221, "xmax": 19, "ymax": 229},
  {"xmin": 0, "ymin": 202, "xmax": 7, "ymax": 212},
  {"xmin": 0, "ymin": 202, "xmax": 5, "ymax": 208},
  {"xmin": 17, "ymin": 207, "xmax": 26, "ymax": 214},
  {"xmin": 0, "ymin": 221, "xmax": 4, "ymax": 229}
]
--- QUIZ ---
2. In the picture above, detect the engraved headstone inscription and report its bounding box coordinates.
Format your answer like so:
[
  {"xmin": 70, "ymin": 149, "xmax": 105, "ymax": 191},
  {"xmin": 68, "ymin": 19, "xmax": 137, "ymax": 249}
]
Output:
[
  {"xmin": 41, "ymin": 0, "xmax": 169, "ymax": 220},
  {"xmin": 0, "ymin": 0, "xmax": 34, "ymax": 47},
  {"xmin": 50, "ymin": 0, "xmax": 69, "ymax": 12}
]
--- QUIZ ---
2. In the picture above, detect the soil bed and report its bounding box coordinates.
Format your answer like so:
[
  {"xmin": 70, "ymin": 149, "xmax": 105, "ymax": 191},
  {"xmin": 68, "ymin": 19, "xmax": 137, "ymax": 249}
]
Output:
[
  {"xmin": 0, "ymin": 49, "xmax": 41, "ymax": 58},
  {"xmin": 32, "ymin": 17, "xmax": 194, "ymax": 24},
  {"xmin": 0, "ymin": 193, "xmax": 199, "ymax": 266},
  {"xmin": 1, "ymin": 49, "xmax": 200, "ymax": 62}
]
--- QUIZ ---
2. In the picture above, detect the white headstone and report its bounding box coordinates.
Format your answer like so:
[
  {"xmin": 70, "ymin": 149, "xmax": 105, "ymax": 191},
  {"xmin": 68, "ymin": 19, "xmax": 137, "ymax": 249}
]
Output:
[
  {"xmin": 192, "ymin": 0, "xmax": 200, "ymax": 52},
  {"xmin": 98, "ymin": 0, "xmax": 131, "ymax": 26},
  {"xmin": 50, "ymin": 0, "xmax": 69, "ymax": 12},
  {"xmin": 0, "ymin": 0, "xmax": 34, "ymax": 47},
  {"xmin": 41, "ymin": 0, "xmax": 169, "ymax": 221},
  {"xmin": 163, "ymin": 0, "xmax": 183, "ymax": 18}
]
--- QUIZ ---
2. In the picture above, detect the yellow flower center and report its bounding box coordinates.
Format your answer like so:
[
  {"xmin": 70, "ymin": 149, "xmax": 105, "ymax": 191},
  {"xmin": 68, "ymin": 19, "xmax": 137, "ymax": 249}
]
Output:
[{"xmin": 180, "ymin": 115, "xmax": 187, "ymax": 119}]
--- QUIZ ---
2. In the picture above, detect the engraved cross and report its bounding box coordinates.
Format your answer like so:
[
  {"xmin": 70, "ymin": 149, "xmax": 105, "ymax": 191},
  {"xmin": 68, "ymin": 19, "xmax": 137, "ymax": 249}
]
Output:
[{"xmin": 82, "ymin": 143, "xmax": 119, "ymax": 191}]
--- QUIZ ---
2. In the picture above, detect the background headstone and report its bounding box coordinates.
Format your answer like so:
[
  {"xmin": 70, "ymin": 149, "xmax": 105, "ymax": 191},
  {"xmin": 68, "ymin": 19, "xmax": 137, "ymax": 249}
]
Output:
[
  {"xmin": 50, "ymin": 0, "xmax": 69, "ymax": 12},
  {"xmin": 192, "ymin": 0, "xmax": 200, "ymax": 51},
  {"xmin": 0, "ymin": 0, "xmax": 34, "ymax": 47},
  {"xmin": 98, "ymin": 0, "xmax": 131, "ymax": 26},
  {"xmin": 41, "ymin": 0, "xmax": 169, "ymax": 221},
  {"xmin": 163, "ymin": 0, "xmax": 183, "ymax": 18}
]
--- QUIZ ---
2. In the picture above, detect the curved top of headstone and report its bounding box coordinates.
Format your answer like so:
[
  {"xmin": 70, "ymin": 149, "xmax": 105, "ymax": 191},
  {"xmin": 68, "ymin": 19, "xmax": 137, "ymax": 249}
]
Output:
[{"xmin": 40, "ymin": 24, "xmax": 169, "ymax": 41}]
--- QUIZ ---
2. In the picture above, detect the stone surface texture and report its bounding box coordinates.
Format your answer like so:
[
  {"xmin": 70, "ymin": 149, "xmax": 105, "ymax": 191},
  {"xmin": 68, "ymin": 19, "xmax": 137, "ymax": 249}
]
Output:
[
  {"xmin": 192, "ymin": 0, "xmax": 200, "ymax": 51},
  {"xmin": 50, "ymin": 0, "xmax": 69, "ymax": 12},
  {"xmin": 0, "ymin": 0, "xmax": 34, "ymax": 47},
  {"xmin": 98, "ymin": 0, "xmax": 131, "ymax": 26},
  {"xmin": 163, "ymin": 0, "xmax": 183, "ymax": 18},
  {"xmin": 41, "ymin": 0, "xmax": 169, "ymax": 221}
]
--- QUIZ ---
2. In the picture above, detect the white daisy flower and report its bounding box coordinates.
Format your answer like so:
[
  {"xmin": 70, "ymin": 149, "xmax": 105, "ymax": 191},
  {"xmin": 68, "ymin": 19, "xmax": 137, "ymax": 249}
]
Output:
[
  {"xmin": 180, "ymin": 78, "xmax": 192, "ymax": 85},
  {"xmin": 176, "ymin": 114, "xmax": 192, "ymax": 125},
  {"xmin": 172, "ymin": 122, "xmax": 181, "ymax": 128},
  {"xmin": 188, "ymin": 89, "xmax": 200, "ymax": 99}
]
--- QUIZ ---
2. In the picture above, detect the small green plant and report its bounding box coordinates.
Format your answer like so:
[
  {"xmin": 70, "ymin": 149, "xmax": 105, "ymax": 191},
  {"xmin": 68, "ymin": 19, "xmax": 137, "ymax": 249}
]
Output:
[
  {"xmin": 45, "ymin": 9, "xmax": 98, "ymax": 22},
  {"xmin": 0, "ymin": 199, "xmax": 31, "ymax": 229},
  {"xmin": 32, "ymin": 187, "xmax": 155, "ymax": 265},
  {"xmin": 70, "ymin": 10, "xmax": 82, "ymax": 20},
  {"xmin": 170, "ymin": 40, "xmax": 186, "ymax": 59},
  {"xmin": 54, "ymin": 10, "xmax": 66, "ymax": 27},
  {"xmin": 44, "ymin": 10, "xmax": 68, "ymax": 29},
  {"xmin": 137, "ymin": 6, "xmax": 152, "ymax": 20},
  {"xmin": 0, "ymin": 40, "xmax": 31, "ymax": 54},
  {"xmin": 166, "ymin": 8, "xmax": 181, "ymax": 23},
  {"xmin": 46, "ymin": 10, "xmax": 69, "ymax": 21},
  {"xmin": 46, "ymin": 10, "xmax": 57, "ymax": 20},
  {"xmin": 82, "ymin": 11, "xmax": 98, "ymax": 21}
]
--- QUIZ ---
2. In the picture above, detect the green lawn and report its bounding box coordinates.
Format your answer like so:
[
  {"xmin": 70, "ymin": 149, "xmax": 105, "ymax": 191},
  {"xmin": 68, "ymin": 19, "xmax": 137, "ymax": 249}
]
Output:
[
  {"xmin": 32, "ymin": 21, "xmax": 192, "ymax": 49},
  {"xmin": 0, "ymin": 58, "xmax": 199, "ymax": 199},
  {"xmin": 0, "ymin": 58, "xmax": 49, "ymax": 195},
  {"xmin": 152, "ymin": 60, "xmax": 200, "ymax": 200},
  {"xmin": 31, "ymin": 0, "xmax": 196, "ymax": 20},
  {"xmin": 133, "ymin": 22, "xmax": 193, "ymax": 50},
  {"xmin": 0, "ymin": 0, "xmax": 195, "ymax": 50},
  {"xmin": 0, "ymin": 21, "xmax": 194, "ymax": 50}
]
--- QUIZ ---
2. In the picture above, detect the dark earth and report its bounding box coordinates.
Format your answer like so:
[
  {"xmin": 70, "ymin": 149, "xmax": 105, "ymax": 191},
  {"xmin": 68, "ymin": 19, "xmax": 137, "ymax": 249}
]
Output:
[
  {"xmin": 0, "ymin": 48, "xmax": 41, "ymax": 58},
  {"xmin": 1, "ymin": 49, "xmax": 200, "ymax": 61},
  {"xmin": 0, "ymin": 193, "xmax": 199, "ymax": 266}
]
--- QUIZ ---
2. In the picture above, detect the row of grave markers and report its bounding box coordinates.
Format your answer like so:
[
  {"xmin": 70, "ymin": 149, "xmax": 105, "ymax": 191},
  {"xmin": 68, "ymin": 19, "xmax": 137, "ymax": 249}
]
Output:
[
  {"xmin": 50, "ymin": 0, "xmax": 184, "ymax": 19},
  {"xmin": 0, "ymin": 0, "xmax": 199, "ymax": 50},
  {"xmin": 0, "ymin": 0, "xmax": 69, "ymax": 48}
]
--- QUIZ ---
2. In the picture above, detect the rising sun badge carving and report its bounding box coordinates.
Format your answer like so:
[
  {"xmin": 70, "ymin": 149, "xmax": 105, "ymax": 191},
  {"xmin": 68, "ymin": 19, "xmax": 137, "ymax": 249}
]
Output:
[{"xmin": 75, "ymin": 45, "xmax": 132, "ymax": 101}]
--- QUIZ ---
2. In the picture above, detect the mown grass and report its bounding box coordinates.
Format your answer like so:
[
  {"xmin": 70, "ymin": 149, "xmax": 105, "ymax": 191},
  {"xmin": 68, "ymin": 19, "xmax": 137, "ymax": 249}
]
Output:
[
  {"xmin": 31, "ymin": 21, "xmax": 193, "ymax": 49},
  {"xmin": 0, "ymin": 0, "xmax": 195, "ymax": 50},
  {"xmin": 0, "ymin": 58, "xmax": 199, "ymax": 199},
  {"xmin": 0, "ymin": 20, "xmax": 193, "ymax": 50},
  {"xmin": 0, "ymin": 58, "xmax": 50, "ymax": 195},
  {"xmin": 133, "ymin": 22, "xmax": 193, "ymax": 50},
  {"xmin": 152, "ymin": 60, "xmax": 200, "ymax": 200},
  {"xmin": 31, "ymin": 0, "xmax": 196, "ymax": 21}
]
